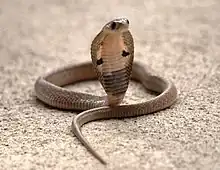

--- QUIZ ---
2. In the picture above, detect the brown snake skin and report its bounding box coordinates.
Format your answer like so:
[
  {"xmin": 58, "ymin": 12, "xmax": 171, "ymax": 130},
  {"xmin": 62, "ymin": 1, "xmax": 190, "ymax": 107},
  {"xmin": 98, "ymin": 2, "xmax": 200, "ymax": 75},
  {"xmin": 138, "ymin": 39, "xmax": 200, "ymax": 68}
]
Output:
[{"xmin": 34, "ymin": 18, "xmax": 177, "ymax": 164}]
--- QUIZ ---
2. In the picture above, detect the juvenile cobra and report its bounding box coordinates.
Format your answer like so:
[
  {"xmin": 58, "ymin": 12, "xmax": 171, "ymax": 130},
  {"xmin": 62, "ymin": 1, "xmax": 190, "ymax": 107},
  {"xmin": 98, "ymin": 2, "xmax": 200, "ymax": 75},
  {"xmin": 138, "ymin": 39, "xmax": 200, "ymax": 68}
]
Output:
[{"xmin": 35, "ymin": 18, "xmax": 177, "ymax": 164}]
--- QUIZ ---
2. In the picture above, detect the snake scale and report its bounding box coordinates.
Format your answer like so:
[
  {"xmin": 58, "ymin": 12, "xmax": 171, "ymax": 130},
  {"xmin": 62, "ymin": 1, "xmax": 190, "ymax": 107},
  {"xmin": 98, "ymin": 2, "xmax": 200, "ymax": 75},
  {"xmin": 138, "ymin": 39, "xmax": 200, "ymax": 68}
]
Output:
[{"xmin": 35, "ymin": 18, "xmax": 177, "ymax": 164}]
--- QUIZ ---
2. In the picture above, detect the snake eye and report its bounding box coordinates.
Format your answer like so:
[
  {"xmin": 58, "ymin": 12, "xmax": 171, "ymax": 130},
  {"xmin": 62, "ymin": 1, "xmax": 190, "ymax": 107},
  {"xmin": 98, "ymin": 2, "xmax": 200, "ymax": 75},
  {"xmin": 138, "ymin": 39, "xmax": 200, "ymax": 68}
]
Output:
[
  {"xmin": 126, "ymin": 19, "xmax": 129, "ymax": 24},
  {"xmin": 111, "ymin": 22, "xmax": 116, "ymax": 30}
]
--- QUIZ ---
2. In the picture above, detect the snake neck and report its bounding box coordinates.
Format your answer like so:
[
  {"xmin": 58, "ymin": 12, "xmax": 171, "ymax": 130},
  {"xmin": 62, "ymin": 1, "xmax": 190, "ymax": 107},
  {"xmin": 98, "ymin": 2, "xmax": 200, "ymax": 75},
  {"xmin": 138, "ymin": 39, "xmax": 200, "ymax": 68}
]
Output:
[
  {"xmin": 91, "ymin": 30, "xmax": 134, "ymax": 106},
  {"xmin": 100, "ymin": 34, "xmax": 131, "ymax": 106},
  {"xmin": 100, "ymin": 33, "xmax": 128, "ymax": 71}
]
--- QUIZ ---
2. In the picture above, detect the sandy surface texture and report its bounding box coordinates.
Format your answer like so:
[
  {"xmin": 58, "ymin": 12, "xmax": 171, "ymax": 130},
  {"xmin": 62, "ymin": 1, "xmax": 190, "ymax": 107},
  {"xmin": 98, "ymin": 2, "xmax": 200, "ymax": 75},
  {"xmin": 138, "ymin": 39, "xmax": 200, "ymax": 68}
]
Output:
[{"xmin": 0, "ymin": 0, "xmax": 220, "ymax": 169}]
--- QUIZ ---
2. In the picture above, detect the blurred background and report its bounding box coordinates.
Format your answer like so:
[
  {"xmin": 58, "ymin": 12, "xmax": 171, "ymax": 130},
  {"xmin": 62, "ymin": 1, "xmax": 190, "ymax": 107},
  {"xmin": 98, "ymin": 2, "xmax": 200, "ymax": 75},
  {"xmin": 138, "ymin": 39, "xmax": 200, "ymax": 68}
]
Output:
[{"xmin": 0, "ymin": 0, "xmax": 219, "ymax": 169}]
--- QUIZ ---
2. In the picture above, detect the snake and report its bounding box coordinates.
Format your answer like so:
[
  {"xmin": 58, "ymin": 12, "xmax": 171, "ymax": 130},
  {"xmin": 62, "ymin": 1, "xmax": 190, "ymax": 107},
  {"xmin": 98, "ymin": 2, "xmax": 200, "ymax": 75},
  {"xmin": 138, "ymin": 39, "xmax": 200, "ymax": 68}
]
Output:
[{"xmin": 34, "ymin": 18, "xmax": 177, "ymax": 164}]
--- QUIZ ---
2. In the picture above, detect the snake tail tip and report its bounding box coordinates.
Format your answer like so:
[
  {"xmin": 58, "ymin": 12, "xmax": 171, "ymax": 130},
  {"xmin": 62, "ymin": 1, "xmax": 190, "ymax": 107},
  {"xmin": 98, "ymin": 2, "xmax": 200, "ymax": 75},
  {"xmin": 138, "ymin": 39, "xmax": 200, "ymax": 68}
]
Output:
[{"xmin": 100, "ymin": 159, "xmax": 107, "ymax": 165}]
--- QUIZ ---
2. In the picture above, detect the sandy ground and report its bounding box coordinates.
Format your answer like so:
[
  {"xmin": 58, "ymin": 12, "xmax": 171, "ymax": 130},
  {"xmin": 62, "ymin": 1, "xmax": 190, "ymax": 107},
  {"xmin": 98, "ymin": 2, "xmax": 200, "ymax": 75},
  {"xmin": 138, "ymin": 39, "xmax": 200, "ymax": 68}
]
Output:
[{"xmin": 0, "ymin": 0, "xmax": 220, "ymax": 169}]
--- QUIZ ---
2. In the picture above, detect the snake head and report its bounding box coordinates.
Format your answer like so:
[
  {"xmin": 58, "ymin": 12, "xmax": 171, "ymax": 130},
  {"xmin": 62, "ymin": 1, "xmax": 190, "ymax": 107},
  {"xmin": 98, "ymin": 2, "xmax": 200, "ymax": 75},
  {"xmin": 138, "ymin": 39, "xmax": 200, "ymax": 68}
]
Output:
[{"xmin": 102, "ymin": 18, "xmax": 129, "ymax": 33}]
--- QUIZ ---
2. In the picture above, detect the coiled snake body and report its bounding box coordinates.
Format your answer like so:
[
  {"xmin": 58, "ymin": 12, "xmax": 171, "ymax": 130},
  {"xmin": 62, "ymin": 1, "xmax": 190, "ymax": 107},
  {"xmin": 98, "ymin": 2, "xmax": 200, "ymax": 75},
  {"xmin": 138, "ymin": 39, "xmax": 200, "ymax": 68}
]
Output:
[{"xmin": 35, "ymin": 18, "xmax": 177, "ymax": 164}]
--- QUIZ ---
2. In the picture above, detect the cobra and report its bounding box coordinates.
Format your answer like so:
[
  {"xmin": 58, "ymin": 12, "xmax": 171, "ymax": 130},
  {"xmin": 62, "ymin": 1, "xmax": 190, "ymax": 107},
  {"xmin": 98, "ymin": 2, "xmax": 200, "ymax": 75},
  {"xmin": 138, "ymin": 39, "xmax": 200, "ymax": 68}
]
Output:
[{"xmin": 35, "ymin": 18, "xmax": 177, "ymax": 164}]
